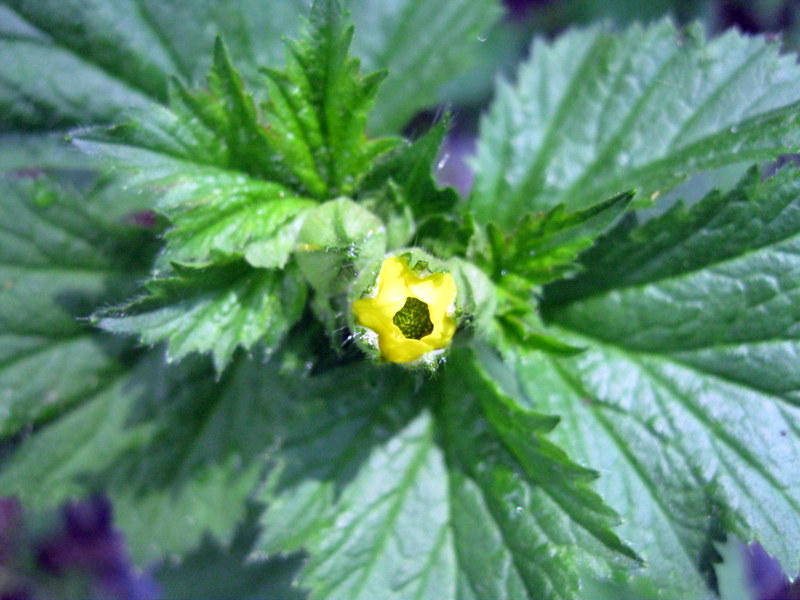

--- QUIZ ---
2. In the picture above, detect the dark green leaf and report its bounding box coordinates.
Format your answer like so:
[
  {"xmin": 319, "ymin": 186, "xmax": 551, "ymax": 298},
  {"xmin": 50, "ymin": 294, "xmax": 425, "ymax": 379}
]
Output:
[
  {"xmin": 0, "ymin": 133, "xmax": 102, "ymax": 172},
  {"xmin": 438, "ymin": 346, "xmax": 638, "ymax": 600},
  {"xmin": 347, "ymin": 0, "xmax": 502, "ymax": 134},
  {"xmin": 488, "ymin": 190, "xmax": 634, "ymax": 285},
  {"xmin": 256, "ymin": 349, "xmax": 637, "ymax": 600},
  {"xmin": 0, "ymin": 177, "xmax": 152, "ymax": 437},
  {"xmin": 259, "ymin": 0, "xmax": 399, "ymax": 198},
  {"xmin": 471, "ymin": 21, "xmax": 800, "ymax": 229},
  {"xmin": 362, "ymin": 118, "xmax": 459, "ymax": 220},
  {"xmin": 97, "ymin": 261, "xmax": 306, "ymax": 372},
  {"xmin": 0, "ymin": 352, "xmax": 289, "ymax": 564},
  {"xmin": 257, "ymin": 363, "xmax": 425, "ymax": 553},
  {"xmin": 3, "ymin": 0, "xmax": 500, "ymax": 135},
  {"xmin": 520, "ymin": 166, "xmax": 800, "ymax": 592},
  {"xmin": 156, "ymin": 508, "xmax": 305, "ymax": 600},
  {"xmin": 257, "ymin": 364, "xmax": 455, "ymax": 600},
  {"xmin": 0, "ymin": 34, "xmax": 153, "ymax": 131}
]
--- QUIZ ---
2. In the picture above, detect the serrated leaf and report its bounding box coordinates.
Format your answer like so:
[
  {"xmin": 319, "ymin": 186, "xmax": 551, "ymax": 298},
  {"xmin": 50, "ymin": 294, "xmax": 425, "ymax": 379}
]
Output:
[
  {"xmin": 474, "ymin": 193, "xmax": 632, "ymax": 360},
  {"xmin": 438, "ymin": 347, "xmax": 638, "ymax": 599},
  {"xmin": 256, "ymin": 349, "xmax": 636, "ymax": 600},
  {"xmin": 362, "ymin": 118, "xmax": 460, "ymax": 220},
  {"xmin": 97, "ymin": 261, "xmax": 306, "ymax": 372},
  {"xmin": 347, "ymin": 0, "xmax": 501, "ymax": 134},
  {"xmin": 257, "ymin": 364, "xmax": 427, "ymax": 559},
  {"xmin": 75, "ymin": 2, "xmax": 402, "ymax": 270},
  {"xmin": 471, "ymin": 20, "xmax": 800, "ymax": 230},
  {"xmin": 0, "ymin": 176, "xmax": 152, "ymax": 437},
  {"xmin": 3, "ymin": 0, "xmax": 500, "ymax": 136},
  {"xmin": 256, "ymin": 366, "xmax": 458, "ymax": 600},
  {"xmin": 155, "ymin": 171, "xmax": 314, "ymax": 270},
  {"xmin": 0, "ymin": 351, "xmax": 291, "ymax": 565},
  {"xmin": 511, "ymin": 166, "xmax": 800, "ymax": 594},
  {"xmin": 259, "ymin": 0, "xmax": 399, "ymax": 198},
  {"xmin": 74, "ymin": 69, "xmax": 317, "ymax": 269},
  {"xmin": 510, "ymin": 353, "xmax": 720, "ymax": 599},
  {"xmin": 487, "ymin": 190, "xmax": 634, "ymax": 286}
]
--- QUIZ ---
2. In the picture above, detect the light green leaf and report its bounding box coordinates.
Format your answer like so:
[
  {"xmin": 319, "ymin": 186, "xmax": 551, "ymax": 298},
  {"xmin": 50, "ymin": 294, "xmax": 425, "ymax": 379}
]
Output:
[
  {"xmin": 508, "ymin": 166, "xmax": 800, "ymax": 595},
  {"xmin": 155, "ymin": 171, "xmax": 314, "ymax": 270},
  {"xmin": 97, "ymin": 261, "xmax": 306, "ymax": 372},
  {"xmin": 0, "ymin": 352, "xmax": 289, "ymax": 564},
  {"xmin": 471, "ymin": 20, "xmax": 800, "ymax": 229},
  {"xmin": 511, "ymin": 352, "xmax": 719, "ymax": 599},
  {"xmin": 73, "ymin": 44, "xmax": 317, "ymax": 268},
  {"xmin": 257, "ymin": 349, "xmax": 636, "ymax": 600},
  {"xmin": 0, "ymin": 177, "xmax": 152, "ymax": 437}
]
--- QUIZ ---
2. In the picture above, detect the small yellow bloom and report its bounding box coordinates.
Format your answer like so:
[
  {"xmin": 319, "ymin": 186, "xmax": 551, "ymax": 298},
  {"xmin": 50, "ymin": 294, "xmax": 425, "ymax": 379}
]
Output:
[{"xmin": 353, "ymin": 256, "xmax": 457, "ymax": 363}]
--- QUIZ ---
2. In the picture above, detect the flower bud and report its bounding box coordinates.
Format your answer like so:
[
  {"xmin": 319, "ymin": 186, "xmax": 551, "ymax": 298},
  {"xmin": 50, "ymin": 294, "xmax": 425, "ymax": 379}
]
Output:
[{"xmin": 352, "ymin": 252, "xmax": 457, "ymax": 365}]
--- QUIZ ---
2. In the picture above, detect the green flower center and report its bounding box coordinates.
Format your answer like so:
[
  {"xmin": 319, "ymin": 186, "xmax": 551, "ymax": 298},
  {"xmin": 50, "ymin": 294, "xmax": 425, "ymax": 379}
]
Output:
[{"xmin": 393, "ymin": 297, "xmax": 434, "ymax": 340}]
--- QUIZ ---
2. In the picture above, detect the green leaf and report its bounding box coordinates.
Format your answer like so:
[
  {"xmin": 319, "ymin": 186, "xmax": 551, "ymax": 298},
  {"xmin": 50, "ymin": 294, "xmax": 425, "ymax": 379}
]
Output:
[
  {"xmin": 714, "ymin": 538, "xmax": 751, "ymax": 600},
  {"xmin": 256, "ymin": 363, "xmax": 427, "ymax": 560},
  {"xmin": 154, "ymin": 170, "xmax": 314, "ymax": 270},
  {"xmin": 438, "ymin": 346, "xmax": 638, "ymax": 599},
  {"xmin": 0, "ymin": 352, "xmax": 289, "ymax": 564},
  {"xmin": 0, "ymin": 133, "xmax": 104, "ymax": 173},
  {"xmin": 0, "ymin": 33, "xmax": 153, "ymax": 131},
  {"xmin": 260, "ymin": 0, "xmax": 399, "ymax": 198},
  {"xmin": 487, "ymin": 190, "xmax": 635, "ymax": 285},
  {"xmin": 510, "ymin": 353, "xmax": 721, "ymax": 599},
  {"xmin": 472, "ymin": 193, "xmax": 632, "ymax": 360},
  {"xmin": 512, "ymin": 166, "xmax": 800, "ymax": 595},
  {"xmin": 471, "ymin": 20, "xmax": 800, "ymax": 230},
  {"xmin": 75, "ymin": 2, "xmax": 402, "ymax": 269},
  {"xmin": 0, "ymin": 0, "xmax": 303, "ymax": 129},
  {"xmin": 362, "ymin": 118, "xmax": 459, "ymax": 220},
  {"xmin": 3, "ymin": 0, "xmax": 500, "ymax": 135},
  {"xmin": 97, "ymin": 261, "xmax": 306, "ymax": 372},
  {"xmin": 257, "ymin": 349, "xmax": 636, "ymax": 600},
  {"xmin": 0, "ymin": 176, "xmax": 152, "ymax": 437},
  {"xmin": 74, "ymin": 51, "xmax": 317, "ymax": 268},
  {"xmin": 156, "ymin": 509, "xmax": 305, "ymax": 600},
  {"xmin": 346, "ymin": 0, "xmax": 502, "ymax": 134}
]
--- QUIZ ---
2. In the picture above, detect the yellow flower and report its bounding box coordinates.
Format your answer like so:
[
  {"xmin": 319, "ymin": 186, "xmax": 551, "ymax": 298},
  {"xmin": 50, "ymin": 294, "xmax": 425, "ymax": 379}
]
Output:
[{"xmin": 353, "ymin": 256, "xmax": 457, "ymax": 363}]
